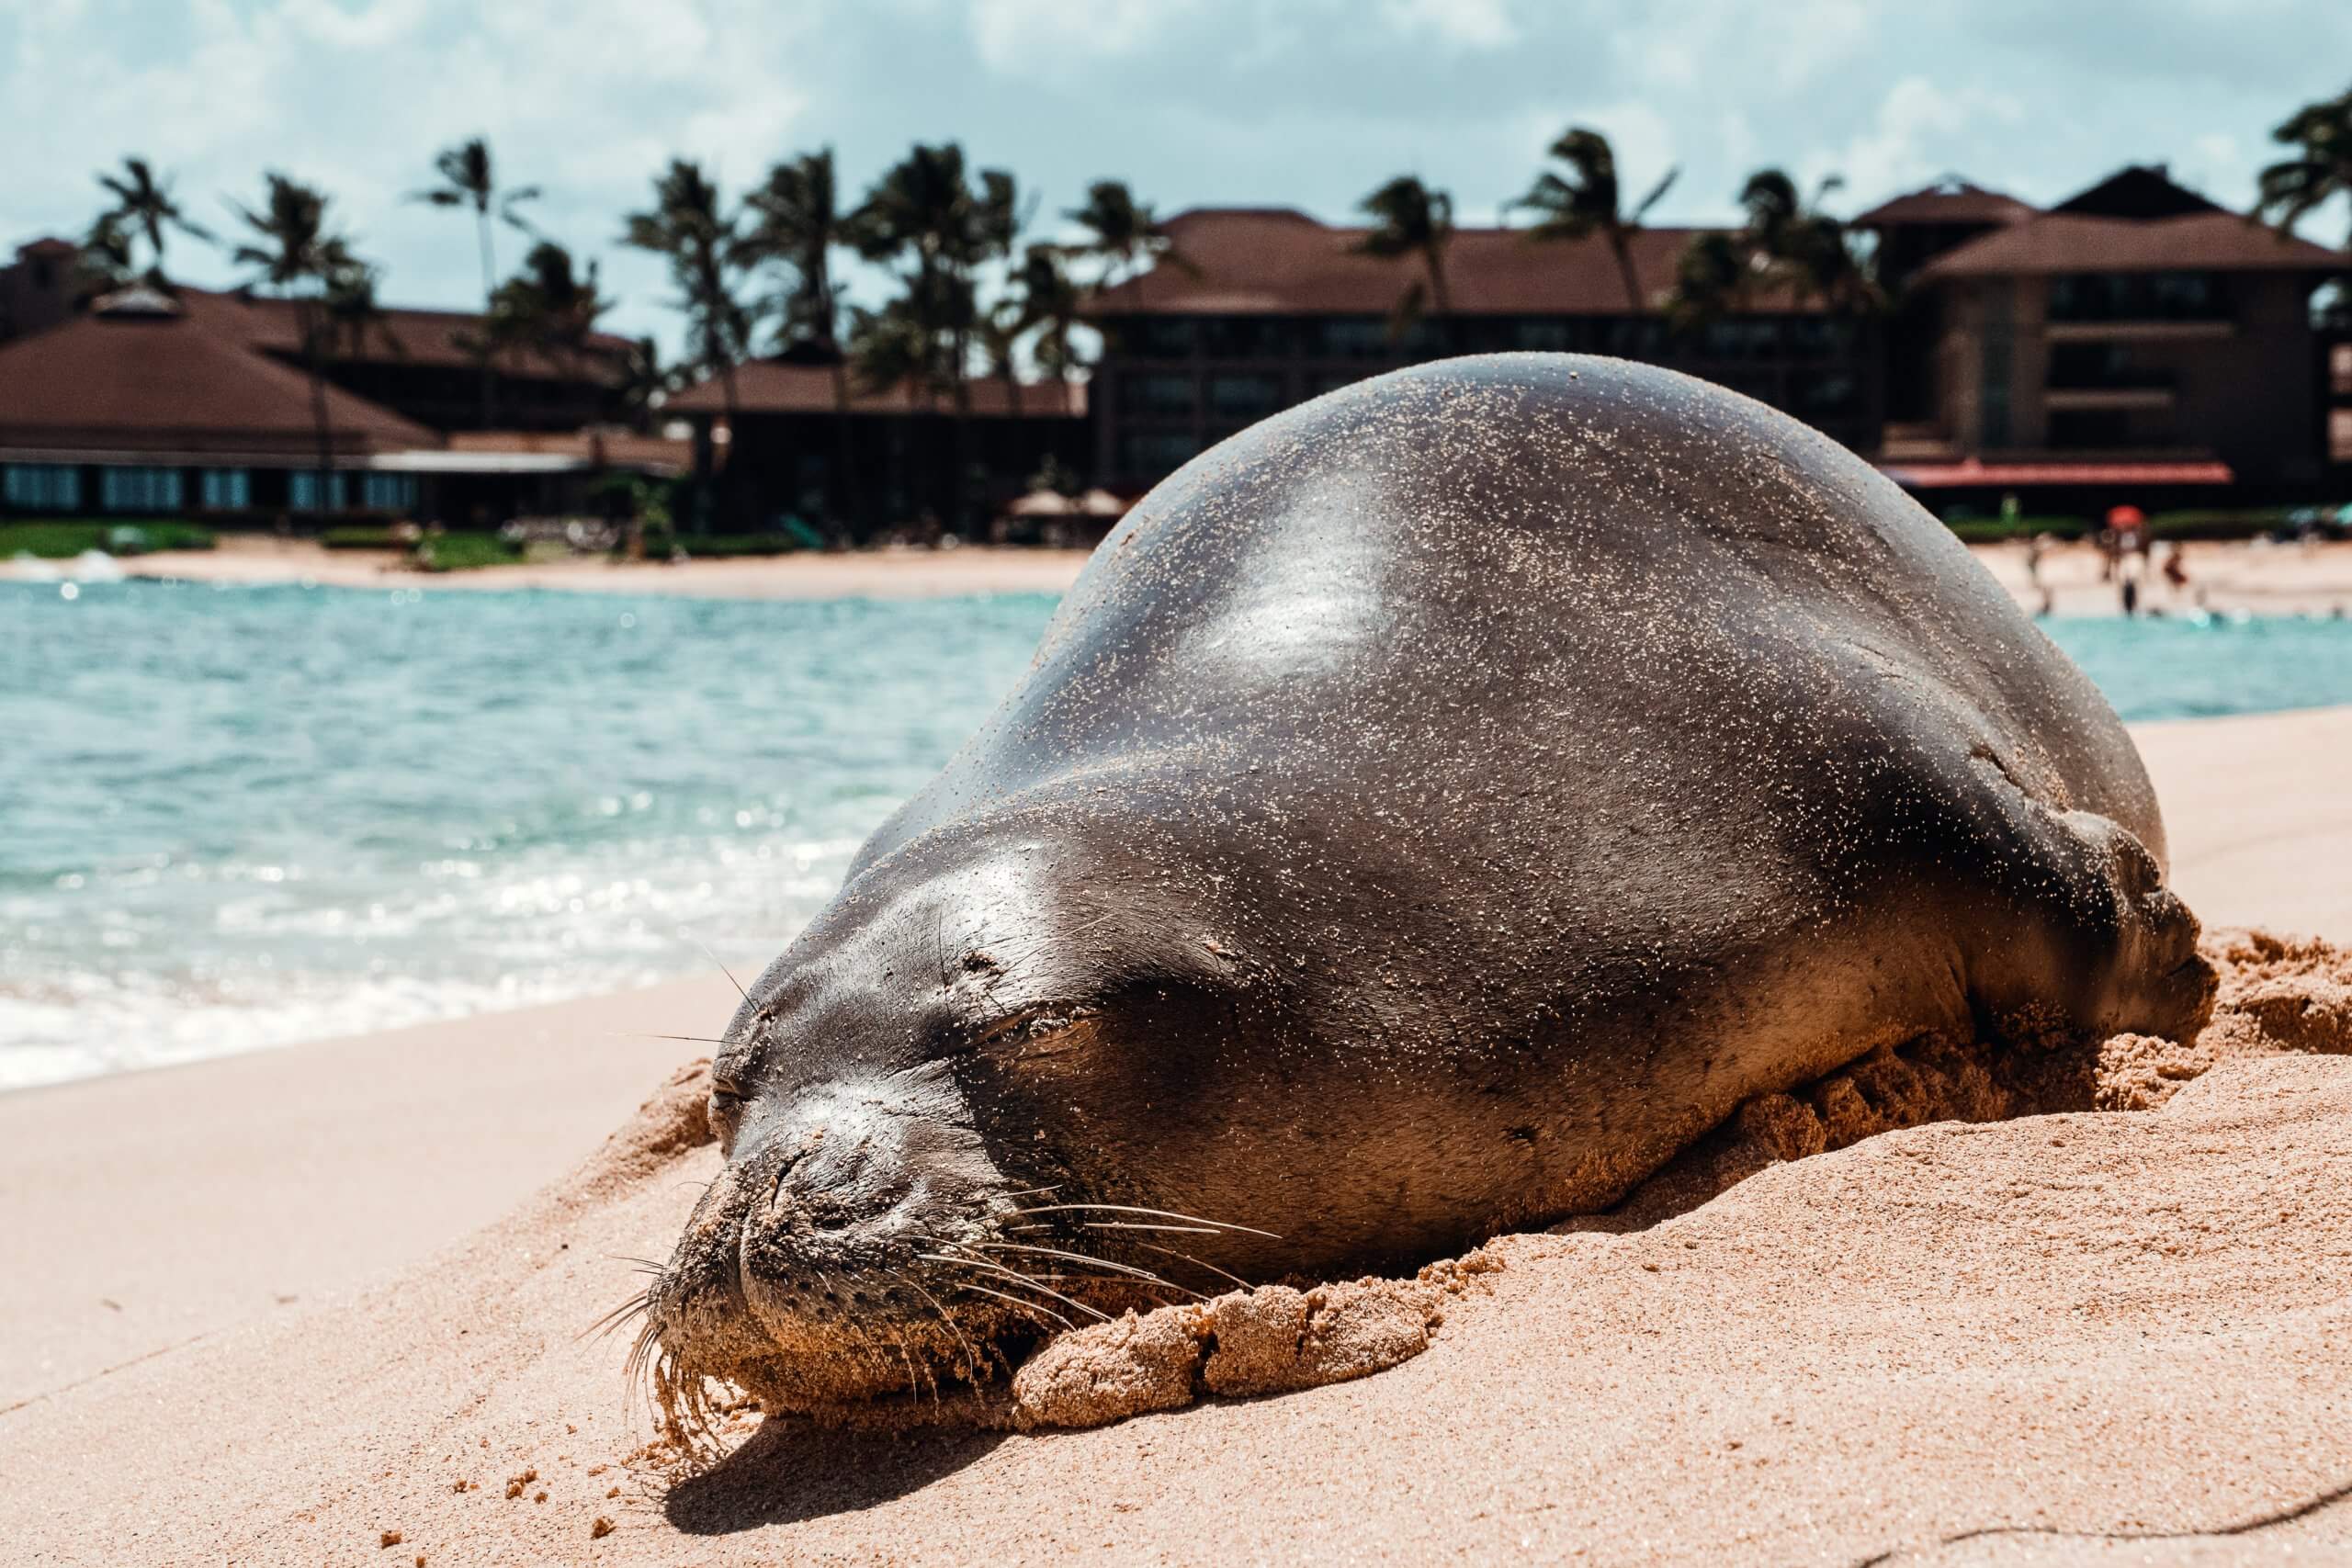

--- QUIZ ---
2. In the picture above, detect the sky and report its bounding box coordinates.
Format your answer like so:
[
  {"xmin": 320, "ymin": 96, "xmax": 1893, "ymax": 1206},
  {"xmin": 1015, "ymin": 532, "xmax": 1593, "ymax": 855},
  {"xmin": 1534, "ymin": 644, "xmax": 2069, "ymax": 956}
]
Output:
[{"xmin": 4, "ymin": 0, "xmax": 2348, "ymax": 355}]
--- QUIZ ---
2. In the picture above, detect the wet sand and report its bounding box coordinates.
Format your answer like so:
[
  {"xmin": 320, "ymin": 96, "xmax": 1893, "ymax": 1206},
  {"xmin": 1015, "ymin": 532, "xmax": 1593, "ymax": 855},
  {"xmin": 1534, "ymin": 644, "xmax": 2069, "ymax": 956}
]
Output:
[{"xmin": 1, "ymin": 705, "xmax": 2347, "ymax": 1563}]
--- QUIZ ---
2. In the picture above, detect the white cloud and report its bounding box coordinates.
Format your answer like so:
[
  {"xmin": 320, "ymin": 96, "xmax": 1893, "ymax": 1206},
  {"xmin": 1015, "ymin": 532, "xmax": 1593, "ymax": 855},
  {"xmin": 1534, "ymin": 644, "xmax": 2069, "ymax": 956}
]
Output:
[
  {"xmin": 1805, "ymin": 75, "xmax": 2027, "ymax": 208},
  {"xmin": 968, "ymin": 0, "xmax": 1187, "ymax": 72},
  {"xmin": 0, "ymin": 0, "xmax": 816, "ymax": 341},
  {"xmin": 1380, "ymin": 0, "xmax": 1516, "ymax": 51}
]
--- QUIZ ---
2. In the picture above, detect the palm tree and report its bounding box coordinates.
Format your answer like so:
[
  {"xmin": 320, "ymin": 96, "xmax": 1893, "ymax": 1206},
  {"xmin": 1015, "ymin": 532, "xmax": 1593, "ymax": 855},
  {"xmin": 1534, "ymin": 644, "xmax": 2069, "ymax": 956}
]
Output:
[
  {"xmin": 1354, "ymin": 175, "xmax": 1455, "ymax": 346},
  {"xmin": 975, "ymin": 299, "xmax": 1026, "ymax": 418},
  {"xmin": 228, "ymin": 173, "xmax": 365, "ymax": 524},
  {"xmin": 614, "ymin": 336, "xmax": 674, "ymax": 431},
  {"xmin": 746, "ymin": 149, "xmax": 865, "ymax": 530},
  {"xmin": 1066, "ymin": 179, "xmax": 1185, "ymax": 302},
  {"xmin": 1665, "ymin": 231, "xmax": 1752, "ymax": 334},
  {"xmin": 2256, "ymin": 84, "xmax": 2352, "ymax": 324},
  {"xmin": 1516, "ymin": 128, "xmax": 1679, "ymax": 312},
  {"xmin": 850, "ymin": 143, "xmax": 1013, "ymax": 528},
  {"xmin": 413, "ymin": 137, "xmax": 542, "ymax": 425},
  {"xmin": 94, "ymin": 157, "xmax": 212, "ymax": 286},
  {"xmin": 1010, "ymin": 243, "xmax": 1085, "ymax": 401},
  {"xmin": 483, "ymin": 241, "xmax": 607, "ymax": 386},
  {"xmin": 1738, "ymin": 170, "xmax": 1875, "ymax": 311},
  {"xmin": 2256, "ymin": 84, "xmax": 2352, "ymax": 245},
  {"xmin": 76, "ymin": 211, "xmax": 139, "ymax": 297},
  {"xmin": 622, "ymin": 159, "xmax": 756, "ymax": 529}
]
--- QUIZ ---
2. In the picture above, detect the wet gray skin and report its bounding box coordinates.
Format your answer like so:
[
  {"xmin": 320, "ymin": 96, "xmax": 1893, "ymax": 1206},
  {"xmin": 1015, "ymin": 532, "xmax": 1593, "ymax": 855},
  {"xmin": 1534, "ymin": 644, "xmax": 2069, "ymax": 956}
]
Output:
[{"xmin": 646, "ymin": 354, "xmax": 2215, "ymax": 1413}]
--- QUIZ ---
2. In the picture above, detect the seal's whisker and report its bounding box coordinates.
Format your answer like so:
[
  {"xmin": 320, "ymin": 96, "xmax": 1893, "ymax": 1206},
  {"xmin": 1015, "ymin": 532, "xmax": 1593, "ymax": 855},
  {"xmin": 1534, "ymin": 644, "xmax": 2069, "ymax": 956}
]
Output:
[
  {"xmin": 1133, "ymin": 1240, "xmax": 1253, "ymax": 1292},
  {"xmin": 919, "ymin": 1253, "xmax": 1114, "ymax": 1323},
  {"xmin": 947, "ymin": 1277, "xmax": 1074, "ymax": 1330},
  {"xmin": 966, "ymin": 1240, "xmax": 1204, "ymax": 1300},
  {"xmin": 1006, "ymin": 1203, "xmax": 1282, "ymax": 1239},
  {"xmin": 692, "ymin": 938, "xmax": 752, "ymax": 1004},
  {"xmin": 885, "ymin": 1267, "xmax": 979, "ymax": 1384},
  {"xmin": 1079, "ymin": 1222, "xmax": 1223, "ymax": 1235},
  {"xmin": 622, "ymin": 1032, "xmax": 730, "ymax": 1046},
  {"xmin": 581, "ymin": 1288, "xmax": 652, "ymax": 1342}
]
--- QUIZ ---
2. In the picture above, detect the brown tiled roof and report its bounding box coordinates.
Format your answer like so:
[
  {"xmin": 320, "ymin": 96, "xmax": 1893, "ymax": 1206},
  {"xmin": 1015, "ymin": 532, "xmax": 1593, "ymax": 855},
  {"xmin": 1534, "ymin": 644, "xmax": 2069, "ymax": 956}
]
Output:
[
  {"xmin": 1851, "ymin": 180, "xmax": 2036, "ymax": 228},
  {"xmin": 1082, "ymin": 207, "xmax": 1811, "ymax": 317},
  {"xmin": 0, "ymin": 308, "xmax": 439, "ymax": 457},
  {"xmin": 667, "ymin": 360, "xmax": 1086, "ymax": 418},
  {"xmin": 178, "ymin": 288, "xmax": 634, "ymax": 383},
  {"xmin": 1919, "ymin": 211, "xmax": 2343, "ymax": 279},
  {"xmin": 17, "ymin": 236, "xmax": 78, "ymax": 258}
]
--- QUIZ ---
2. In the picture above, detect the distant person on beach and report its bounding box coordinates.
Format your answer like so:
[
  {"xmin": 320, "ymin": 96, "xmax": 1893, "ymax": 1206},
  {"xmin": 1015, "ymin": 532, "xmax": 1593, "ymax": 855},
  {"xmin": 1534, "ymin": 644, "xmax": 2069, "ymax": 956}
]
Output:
[
  {"xmin": 2162, "ymin": 542, "xmax": 2189, "ymax": 600},
  {"xmin": 2120, "ymin": 550, "xmax": 2143, "ymax": 616}
]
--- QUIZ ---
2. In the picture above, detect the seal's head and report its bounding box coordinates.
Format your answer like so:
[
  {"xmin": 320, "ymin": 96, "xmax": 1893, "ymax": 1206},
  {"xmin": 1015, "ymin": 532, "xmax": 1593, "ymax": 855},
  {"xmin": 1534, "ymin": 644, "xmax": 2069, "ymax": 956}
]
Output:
[{"xmin": 641, "ymin": 817, "xmax": 1303, "ymax": 1421}]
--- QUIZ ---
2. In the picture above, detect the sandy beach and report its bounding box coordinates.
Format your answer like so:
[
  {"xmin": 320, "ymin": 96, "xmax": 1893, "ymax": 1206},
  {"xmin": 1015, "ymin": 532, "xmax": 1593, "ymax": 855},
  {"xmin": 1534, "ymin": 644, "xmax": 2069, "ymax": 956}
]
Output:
[
  {"xmin": 8, "ymin": 532, "xmax": 2352, "ymax": 616},
  {"xmin": 2, "ymin": 703, "xmax": 2347, "ymax": 1563}
]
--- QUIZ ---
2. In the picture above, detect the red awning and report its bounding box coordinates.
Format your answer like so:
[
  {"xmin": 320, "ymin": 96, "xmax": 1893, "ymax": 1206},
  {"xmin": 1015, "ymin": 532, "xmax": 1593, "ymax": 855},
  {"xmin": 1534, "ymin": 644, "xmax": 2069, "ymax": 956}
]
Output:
[{"xmin": 1881, "ymin": 458, "xmax": 2233, "ymax": 490}]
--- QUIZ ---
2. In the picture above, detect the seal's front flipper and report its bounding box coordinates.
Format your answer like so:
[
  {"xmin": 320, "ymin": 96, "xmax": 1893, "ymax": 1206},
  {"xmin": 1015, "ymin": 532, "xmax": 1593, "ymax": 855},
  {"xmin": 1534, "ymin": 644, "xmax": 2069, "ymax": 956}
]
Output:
[{"xmin": 1973, "ymin": 800, "xmax": 2216, "ymax": 1046}]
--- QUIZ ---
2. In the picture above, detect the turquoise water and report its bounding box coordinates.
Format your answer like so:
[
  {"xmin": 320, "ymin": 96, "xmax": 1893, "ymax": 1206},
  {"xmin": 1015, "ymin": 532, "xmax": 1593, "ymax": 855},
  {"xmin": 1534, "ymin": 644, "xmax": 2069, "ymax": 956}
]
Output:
[{"xmin": 4, "ymin": 578, "xmax": 2349, "ymax": 1089}]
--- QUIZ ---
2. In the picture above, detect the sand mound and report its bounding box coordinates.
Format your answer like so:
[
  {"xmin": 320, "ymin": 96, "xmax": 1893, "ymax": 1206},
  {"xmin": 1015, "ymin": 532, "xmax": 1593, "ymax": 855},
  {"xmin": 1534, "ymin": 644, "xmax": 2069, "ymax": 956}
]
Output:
[{"xmin": 8, "ymin": 931, "xmax": 2352, "ymax": 1564}]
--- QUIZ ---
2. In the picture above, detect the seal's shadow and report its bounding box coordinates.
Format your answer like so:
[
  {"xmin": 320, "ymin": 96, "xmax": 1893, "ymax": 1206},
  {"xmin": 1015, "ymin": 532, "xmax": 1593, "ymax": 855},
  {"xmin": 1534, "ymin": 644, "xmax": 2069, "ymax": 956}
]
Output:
[{"xmin": 663, "ymin": 1418, "xmax": 1006, "ymax": 1532}]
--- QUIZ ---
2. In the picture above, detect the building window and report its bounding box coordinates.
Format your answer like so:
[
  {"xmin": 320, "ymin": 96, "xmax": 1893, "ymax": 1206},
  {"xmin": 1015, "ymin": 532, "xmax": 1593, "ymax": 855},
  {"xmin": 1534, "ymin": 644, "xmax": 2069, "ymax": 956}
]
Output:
[
  {"xmin": 1207, "ymin": 375, "xmax": 1284, "ymax": 421},
  {"xmin": 2048, "ymin": 271, "xmax": 2226, "ymax": 323},
  {"xmin": 288, "ymin": 470, "xmax": 350, "ymax": 512},
  {"xmin": 1595, "ymin": 318, "xmax": 1667, "ymax": 359},
  {"xmin": 1203, "ymin": 318, "xmax": 1289, "ymax": 358},
  {"xmin": 198, "ymin": 469, "xmax": 253, "ymax": 510},
  {"xmin": 1119, "ymin": 318, "xmax": 1198, "ymax": 358},
  {"xmin": 1312, "ymin": 318, "xmax": 1392, "ymax": 358},
  {"xmin": 3, "ymin": 464, "xmax": 82, "ymax": 511},
  {"xmin": 98, "ymin": 467, "xmax": 185, "ymax": 513},
  {"xmin": 1123, "ymin": 373, "xmax": 1197, "ymax": 416},
  {"xmin": 1979, "ymin": 283, "xmax": 2013, "ymax": 448},
  {"xmin": 1511, "ymin": 319, "xmax": 1576, "ymax": 352},
  {"xmin": 1118, "ymin": 430, "xmax": 1201, "ymax": 475},
  {"xmin": 359, "ymin": 472, "xmax": 417, "ymax": 513}
]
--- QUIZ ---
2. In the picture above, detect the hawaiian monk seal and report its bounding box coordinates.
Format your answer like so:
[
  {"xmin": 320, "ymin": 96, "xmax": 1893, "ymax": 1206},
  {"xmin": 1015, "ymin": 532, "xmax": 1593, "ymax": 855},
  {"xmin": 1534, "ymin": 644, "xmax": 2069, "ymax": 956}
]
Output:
[{"xmin": 645, "ymin": 353, "xmax": 2214, "ymax": 1416}]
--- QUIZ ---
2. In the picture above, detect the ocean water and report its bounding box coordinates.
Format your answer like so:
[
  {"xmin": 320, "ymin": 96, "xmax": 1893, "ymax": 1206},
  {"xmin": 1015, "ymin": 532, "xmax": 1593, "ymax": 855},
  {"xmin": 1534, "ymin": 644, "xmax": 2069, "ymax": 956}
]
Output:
[{"xmin": 5, "ymin": 578, "xmax": 2349, "ymax": 1089}]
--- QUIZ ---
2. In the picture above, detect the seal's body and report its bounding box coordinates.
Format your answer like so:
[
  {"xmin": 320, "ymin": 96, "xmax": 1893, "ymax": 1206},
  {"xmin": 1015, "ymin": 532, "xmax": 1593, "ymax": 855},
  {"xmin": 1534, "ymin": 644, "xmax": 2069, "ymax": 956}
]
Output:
[{"xmin": 650, "ymin": 355, "xmax": 2211, "ymax": 1412}]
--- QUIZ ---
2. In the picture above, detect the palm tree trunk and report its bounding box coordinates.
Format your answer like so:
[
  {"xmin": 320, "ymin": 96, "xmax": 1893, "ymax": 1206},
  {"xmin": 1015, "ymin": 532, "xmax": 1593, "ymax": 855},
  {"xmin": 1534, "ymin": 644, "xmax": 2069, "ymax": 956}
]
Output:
[
  {"xmin": 716, "ymin": 359, "xmax": 742, "ymax": 537},
  {"xmin": 477, "ymin": 210, "xmax": 499, "ymax": 429},
  {"xmin": 827, "ymin": 356, "xmax": 864, "ymax": 542},
  {"xmin": 1610, "ymin": 231, "xmax": 1646, "ymax": 315},
  {"xmin": 1428, "ymin": 252, "xmax": 1452, "ymax": 354},
  {"xmin": 300, "ymin": 299, "xmax": 335, "ymax": 529}
]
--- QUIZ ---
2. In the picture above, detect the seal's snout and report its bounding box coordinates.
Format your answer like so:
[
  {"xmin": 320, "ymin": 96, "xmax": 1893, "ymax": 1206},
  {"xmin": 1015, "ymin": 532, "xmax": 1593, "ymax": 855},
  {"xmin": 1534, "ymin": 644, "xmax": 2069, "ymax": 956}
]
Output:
[{"xmin": 647, "ymin": 1069, "xmax": 1027, "ymax": 1414}]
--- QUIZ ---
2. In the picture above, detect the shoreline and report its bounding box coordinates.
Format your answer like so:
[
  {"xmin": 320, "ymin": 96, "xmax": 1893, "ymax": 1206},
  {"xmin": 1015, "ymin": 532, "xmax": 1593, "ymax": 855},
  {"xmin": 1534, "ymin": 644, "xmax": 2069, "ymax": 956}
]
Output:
[
  {"xmin": 3, "ymin": 533, "xmax": 1098, "ymax": 600},
  {"xmin": 6, "ymin": 533, "xmax": 2352, "ymax": 615}
]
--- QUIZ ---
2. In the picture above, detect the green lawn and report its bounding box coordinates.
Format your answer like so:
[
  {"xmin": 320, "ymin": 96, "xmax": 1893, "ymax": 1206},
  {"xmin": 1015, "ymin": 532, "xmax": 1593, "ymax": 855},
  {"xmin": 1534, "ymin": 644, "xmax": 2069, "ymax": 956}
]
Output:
[
  {"xmin": 1943, "ymin": 515, "xmax": 2092, "ymax": 543},
  {"xmin": 412, "ymin": 532, "xmax": 524, "ymax": 571},
  {"xmin": 0, "ymin": 520, "xmax": 217, "ymax": 558}
]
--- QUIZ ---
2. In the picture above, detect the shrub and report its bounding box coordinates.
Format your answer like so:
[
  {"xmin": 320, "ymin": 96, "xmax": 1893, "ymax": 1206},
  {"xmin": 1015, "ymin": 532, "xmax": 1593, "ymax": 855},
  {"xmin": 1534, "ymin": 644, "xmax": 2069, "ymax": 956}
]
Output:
[
  {"xmin": 1944, "ymin": 515, "xmax": 2091, "ymax": 543},
  {"xmin": 0, "ymin": 520, "xmax": 215, "ymax": 558},
  {"xmin": 412, "ymin": 532, "xmax": 523, "ymax": 571}
]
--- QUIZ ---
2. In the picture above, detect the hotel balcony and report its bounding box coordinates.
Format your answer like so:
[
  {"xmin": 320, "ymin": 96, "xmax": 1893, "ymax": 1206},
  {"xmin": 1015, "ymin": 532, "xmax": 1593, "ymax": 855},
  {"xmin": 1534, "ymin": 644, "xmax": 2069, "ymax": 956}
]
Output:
[{"xmin": 2043, "ymin": 319, "xmax": 2234, "ymax": 344}]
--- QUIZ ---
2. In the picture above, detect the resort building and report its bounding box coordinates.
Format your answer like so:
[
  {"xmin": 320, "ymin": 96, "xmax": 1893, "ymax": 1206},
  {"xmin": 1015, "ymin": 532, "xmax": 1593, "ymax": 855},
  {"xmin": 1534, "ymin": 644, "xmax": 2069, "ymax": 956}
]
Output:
[
  {"xmin": 0, "ymin": 239, "xmax": 635, "ymax": 434},
  {"xmin": 0, "ymin": 279, "xmax": 673, "ymax": 525},
  {"xmin": 663, "ymin": 355, "xmax": 1088, "ymax": 537},
  {"xmin": 1087, "ymin": 168, "xmax": 2347, "ymax": 508},
  {"xmin": 1081, "ymin": 207, "xmax": 1882, "ymax": 492},
  {"xmin": 1866, "ymin": 167, "xmax": 2346, "ymax": 502}
]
